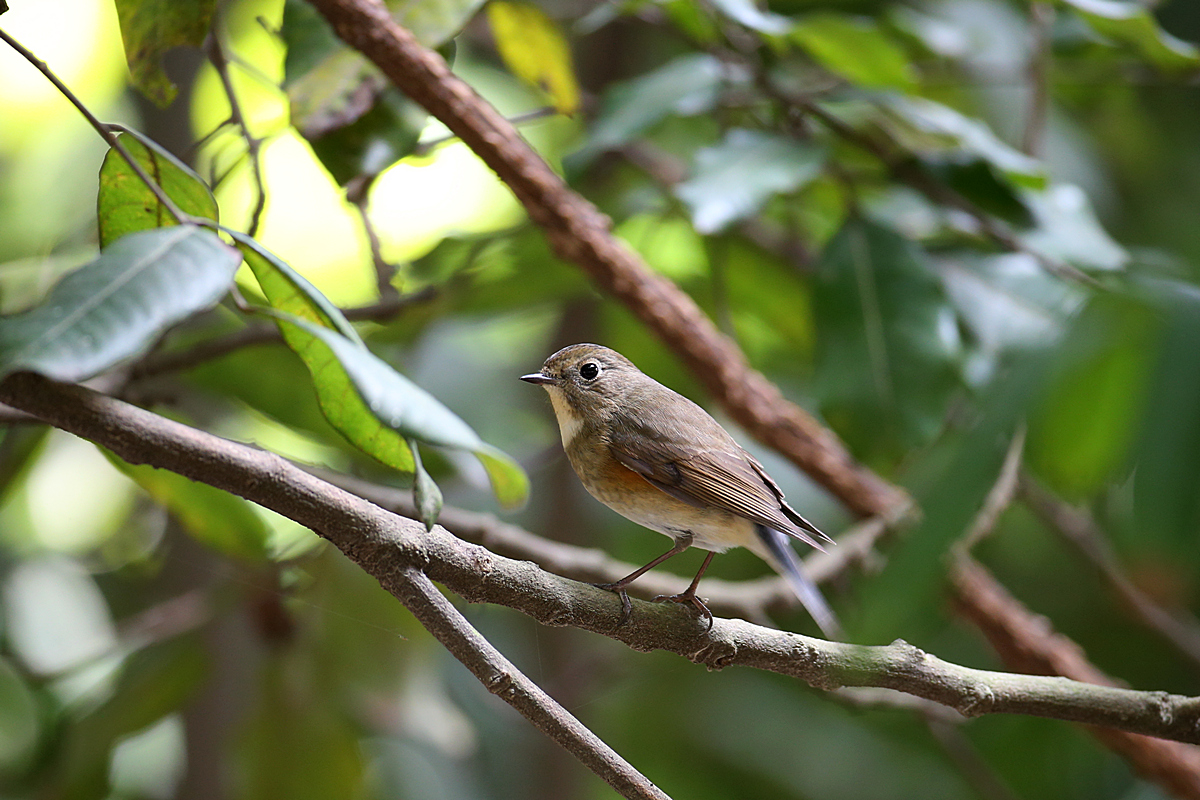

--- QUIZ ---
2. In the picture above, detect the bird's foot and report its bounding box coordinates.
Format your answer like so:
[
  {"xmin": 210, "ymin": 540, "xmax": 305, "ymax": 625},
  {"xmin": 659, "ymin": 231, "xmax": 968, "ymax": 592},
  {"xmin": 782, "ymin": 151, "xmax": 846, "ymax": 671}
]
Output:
[
  {"xmin": 653, "ymin": 591, "xmax": 714, "ymax": 631},
  {"xmin": 590, "ymin": 582, "xmax": 634, "ymax": 626}
]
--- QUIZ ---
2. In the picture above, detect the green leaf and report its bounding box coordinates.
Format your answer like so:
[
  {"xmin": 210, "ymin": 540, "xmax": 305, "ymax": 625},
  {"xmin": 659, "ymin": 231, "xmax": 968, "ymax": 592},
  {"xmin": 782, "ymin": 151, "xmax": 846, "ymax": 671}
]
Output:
[
  {"xmin": 108, "ymin": 453, "xmax": 273, "ymax": 560},
  {"xmin": 706, "ymin": 0, "xmax": 792, "ymax": 34},
  {"xmin": 113, "ymin": 0, "xmax": 216, "ymax": 107},
  {"xmin": 675, "ymin": 129, "xmax": 825, "ymax": 233},
  {"xmin": 918, "ymin": 156, "xmax": 1033, "ymax": 226},
  {"xmin": 814, "ymin": 217, "xmax": 961, "ymax": 464},
  {"xmin": 574, "ymin": 54, "xmax": 729, "ymax": 161},
  {"xmin": 879, "ymin": 96, "xmax": 1046, "ymax": 186},
  {"xmin": 487, "ymin": 1, "xmax": 580, "ymax": 114},
  {"xmin": 0, "ymin": 226, "xmax": 240, "ymax": 382},
  {"xmin": 232, "ymin": 234, "xmax": 414, "ymax": 474},
  {"xmin": 1059, "ymin": 0, "xmax": 1200, "ymax": 72},
  {"xmin": 1028, "ymin": 295, "xmax": 1153, "ymax": 498},
  {"xmin": 1132, "ymin": 280, "xmax": 1200, "ymax": 551},
  {"xmin": 937, "ymin": 252, "xmax": 1081, "ymax": 366},
  {"xmin": 1019, "ymin": 183, "xmax": 1127, "ymax": 271},
  {"xmin": 98, "ymin": 131, "xmax": 218, "ymax": 248},
  {"xmin": 409, "ymin": 440, "xmax": 443, "ymax": 530},
  {"xmin": 387, "ymin": 0, "xmax": 486, "ymax": 48},
  {"xmin": 791, "ymin": 13, "xmax": 917, "ymax": 91},
  {"xmin": 283, "ymin": 1, "xmax": 428, "ymax": 185},
  {"xmin": 270, "ymin": 312, "xmax": 529, "ymax": 509}
]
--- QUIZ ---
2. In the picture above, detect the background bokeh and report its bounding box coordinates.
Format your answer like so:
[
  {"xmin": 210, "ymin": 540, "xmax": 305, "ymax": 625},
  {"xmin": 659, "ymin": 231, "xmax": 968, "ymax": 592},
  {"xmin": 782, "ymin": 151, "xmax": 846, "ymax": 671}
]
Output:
[{"xmin": 1, "ymin": 0, "xmax": 1199, "ymax": 798}]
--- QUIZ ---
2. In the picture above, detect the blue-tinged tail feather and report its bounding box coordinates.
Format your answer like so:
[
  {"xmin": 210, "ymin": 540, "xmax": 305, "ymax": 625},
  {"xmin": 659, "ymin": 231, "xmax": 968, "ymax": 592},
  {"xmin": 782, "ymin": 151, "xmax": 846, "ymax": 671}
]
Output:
[{"xmin": 755, "ymin": 524, "xmax": 842, "ymax": 639}]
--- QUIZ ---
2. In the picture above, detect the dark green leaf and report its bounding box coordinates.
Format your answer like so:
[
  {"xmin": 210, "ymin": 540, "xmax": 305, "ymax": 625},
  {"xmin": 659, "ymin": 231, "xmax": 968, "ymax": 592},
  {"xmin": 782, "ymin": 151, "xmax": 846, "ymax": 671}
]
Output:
[
  {"xmin": 1060, "ymin": 0, "xmax": 1200, "ymax": 72},
  {"xmin": 814, "ymin": 217, "xmax": 961, "ymax": 464},
  {"xmin": 1027, "ymin": 295, "xmax": 1154, "ymax": 498},
  {"xmin": 1132, "ymin": 280, "xmax": 1200, "ymax": 551},
  {"xmin": 409, "ymin": 440, "xmax": 443, "ymax": 529},
  {"xmin": 918, "ymin": 156, "xmax": 1033, "ymax": 226},
  {"xmin": 791, "ymin": 13, "xmax": 916, "ymax": 91},
  {"xmin": 270, "ymin": 312, "xmax": 529, "ymax": 509},
  {"xmin": 573, "ymin": 54, "xmax": 730, "ymax": 162},
  {"xmin": 98, "ymin": 131, "xmax": 218, "ymax": 248},
  {"xmin": 675, "ymin": 129, "xmax": 825, "ymax": 233},
  {"xmin": 112, "ymin": 0, "xmax": 216, "ymax": 106},
  {"xmin": 0, "ymin": 657, "xmax": 39, "ymax": 775},
  {"xmin": 283, "ymin": 2, "xmax": 428, "ymax": 185},
  {"xmin": 0, "ymin": 226, "xmax": 240, "ymax": 382}
]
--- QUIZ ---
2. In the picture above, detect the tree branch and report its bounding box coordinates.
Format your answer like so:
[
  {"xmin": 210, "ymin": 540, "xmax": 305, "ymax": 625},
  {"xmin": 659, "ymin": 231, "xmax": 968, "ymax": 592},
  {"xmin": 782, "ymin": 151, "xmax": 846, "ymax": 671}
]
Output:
[
  {"xmin": 314, "ymin": 469, "xmax": 891, "ymax": 624},
  {"xmin": 302, "ymin": 0, "xmax": 909, "ymax": 521},
  {"xmin": 951, "ymin": 555, "xmax": 1200, "ymax": 798},
  {"xmin": 4, "ymin": 373, "xmax": 1200, "ymax": 746}
]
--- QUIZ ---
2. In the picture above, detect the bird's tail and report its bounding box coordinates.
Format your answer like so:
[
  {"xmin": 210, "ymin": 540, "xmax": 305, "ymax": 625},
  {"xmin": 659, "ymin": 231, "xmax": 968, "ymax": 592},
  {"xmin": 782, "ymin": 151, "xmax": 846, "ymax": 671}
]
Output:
[{"xmin": 755, "ymin": 525, "xmax": 842, "ymax": 639}]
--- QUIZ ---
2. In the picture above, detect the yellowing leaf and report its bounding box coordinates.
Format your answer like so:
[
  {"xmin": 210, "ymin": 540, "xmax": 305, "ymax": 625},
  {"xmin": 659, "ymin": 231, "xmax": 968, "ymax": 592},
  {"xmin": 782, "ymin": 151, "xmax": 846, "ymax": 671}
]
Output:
[{"xmin": 487, "ymin": 1, "xmax": 580, "ymax": 114}]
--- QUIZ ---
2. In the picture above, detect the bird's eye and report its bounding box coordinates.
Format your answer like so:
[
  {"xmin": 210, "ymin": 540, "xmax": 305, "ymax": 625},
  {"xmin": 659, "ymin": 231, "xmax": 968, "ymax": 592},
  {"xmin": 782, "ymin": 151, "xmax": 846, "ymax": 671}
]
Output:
[{"xmin": 579, "ymin": 361, "xmax": 601, "ymax": 381}]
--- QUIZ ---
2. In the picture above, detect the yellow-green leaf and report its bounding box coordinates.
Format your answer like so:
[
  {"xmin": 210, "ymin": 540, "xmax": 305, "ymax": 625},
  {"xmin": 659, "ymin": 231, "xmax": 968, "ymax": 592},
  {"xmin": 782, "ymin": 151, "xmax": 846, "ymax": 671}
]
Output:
[{"xmin": 487, "ymin": 1, "xmax": 580, "ymax": 114}]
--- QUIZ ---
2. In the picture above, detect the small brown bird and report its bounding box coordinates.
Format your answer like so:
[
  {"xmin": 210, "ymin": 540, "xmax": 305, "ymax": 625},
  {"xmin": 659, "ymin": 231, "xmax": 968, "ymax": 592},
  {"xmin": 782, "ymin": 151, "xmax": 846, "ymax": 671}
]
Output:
[{"xmin": 522, "ymin": 343, "xmax": 839, "ymax": 636}]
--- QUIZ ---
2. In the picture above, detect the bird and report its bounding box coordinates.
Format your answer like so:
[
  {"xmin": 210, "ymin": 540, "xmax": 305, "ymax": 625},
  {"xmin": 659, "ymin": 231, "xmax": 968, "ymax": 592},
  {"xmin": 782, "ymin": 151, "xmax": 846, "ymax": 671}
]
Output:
[{"xmin": 521, "ymin": 343, "xmax": 839, "ymax": 637}]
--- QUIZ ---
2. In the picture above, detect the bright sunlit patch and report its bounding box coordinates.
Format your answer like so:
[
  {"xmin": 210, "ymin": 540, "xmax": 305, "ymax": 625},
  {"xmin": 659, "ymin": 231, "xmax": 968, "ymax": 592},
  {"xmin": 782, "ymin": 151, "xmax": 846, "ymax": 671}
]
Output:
[
  {"xmin": 23, "ymin": 432, "xmax": 136, "ymax": 553},
  {"xmin": 0, "ymin": 0, "xmax": 126, "ymax": 150},
  {"xmin": 370, "ymin": 142, "xmax": 525, "ymax": 262}
]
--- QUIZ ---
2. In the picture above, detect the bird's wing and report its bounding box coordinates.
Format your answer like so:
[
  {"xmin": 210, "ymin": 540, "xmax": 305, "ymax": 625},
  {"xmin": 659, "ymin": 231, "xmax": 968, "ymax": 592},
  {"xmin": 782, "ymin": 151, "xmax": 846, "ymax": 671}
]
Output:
[{"xmin": 608, "ymin": 426, "xmax": 828, "ymax": 551}]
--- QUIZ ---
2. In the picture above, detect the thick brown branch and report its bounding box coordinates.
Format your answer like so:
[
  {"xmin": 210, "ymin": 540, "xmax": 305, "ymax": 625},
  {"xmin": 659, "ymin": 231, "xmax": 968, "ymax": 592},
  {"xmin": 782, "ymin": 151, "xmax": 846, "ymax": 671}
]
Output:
[
  {"xmin": 5, "ymin": 372, "xmax": 1200, "ymax": 746},
  {"xmin": 951, "ymin": 555, "xmax": 1200, "ymax": 799},
  {"xmin": 302, "ymin": 0, "xmax": 907, "ymax": 520}
]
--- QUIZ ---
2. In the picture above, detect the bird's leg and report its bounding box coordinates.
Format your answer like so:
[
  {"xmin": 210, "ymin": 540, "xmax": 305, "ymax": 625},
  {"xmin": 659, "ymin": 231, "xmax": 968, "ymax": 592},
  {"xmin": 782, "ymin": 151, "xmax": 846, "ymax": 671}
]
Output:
[
  {"xmin": 592, "ymin": 533, "xmax": 693, "ymax": 625},
  {"xmin": 653, "ymin": 551, "xmax": 716, "ymax": 630}
]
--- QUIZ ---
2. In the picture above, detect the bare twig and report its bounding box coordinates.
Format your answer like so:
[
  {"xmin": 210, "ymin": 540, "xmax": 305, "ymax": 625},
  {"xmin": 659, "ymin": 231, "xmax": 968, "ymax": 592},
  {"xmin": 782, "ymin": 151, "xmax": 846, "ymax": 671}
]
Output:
[
  {"xmin": 958, "ymin": 425, "xmax": 1026, "ymax": 551},
  {"xmin": 6, "ymin": 373, "xmax": 1200, "ymax": 746},
  {"xmin": 0, "ymin": 27, "xmax": 189, "ymax": 224},
  {"xmin": 206, "ymin": 28, "xmax": 268, "ymax": 236},
  {"xmin": 128, "ymin": 288, "xmax": 437, "ymax": 379},
  {"xmin": 1022, "ymin": 3, "xmax": 1054, "ymax": 158},
  {"xmin": 303, "ymin": 0, "xmax": 910, "ymax": 521},
  {"xmin": 345, "ymin": 173, "xmax": 400, "ymax": 299},
  {"xmin": 951, "ymin": 555, "xmax": 1200, "ymax": 798},
  {"xmin": 1020, "ymin": 476, "xmax": 1200, "ymax": 673},
  {"xmin": 412, "ymin": 106, "xmax": 561, "ymax": 156}
]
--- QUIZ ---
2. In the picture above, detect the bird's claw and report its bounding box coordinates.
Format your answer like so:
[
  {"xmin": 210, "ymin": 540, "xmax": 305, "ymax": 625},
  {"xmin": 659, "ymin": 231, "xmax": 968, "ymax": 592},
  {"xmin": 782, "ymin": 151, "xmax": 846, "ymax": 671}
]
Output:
[
  {"xmin": 590, "ymin": 581, "xmax": 634, "ymax": 626},
  {"xmin": 653, "ymin": 592, "xmax": 714, "ymax": 631}
]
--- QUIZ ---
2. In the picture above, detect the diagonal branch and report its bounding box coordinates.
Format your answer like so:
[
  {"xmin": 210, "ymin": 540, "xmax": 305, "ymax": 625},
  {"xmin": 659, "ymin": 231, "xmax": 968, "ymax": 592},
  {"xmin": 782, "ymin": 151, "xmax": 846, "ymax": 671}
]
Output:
[
  {"xmin": 5, "ymin": 372, "xmax": 1200, "ymax": 745},
  {"xmin": 301, "ymin": 0, "xmax": 909, "ymax": 521}
]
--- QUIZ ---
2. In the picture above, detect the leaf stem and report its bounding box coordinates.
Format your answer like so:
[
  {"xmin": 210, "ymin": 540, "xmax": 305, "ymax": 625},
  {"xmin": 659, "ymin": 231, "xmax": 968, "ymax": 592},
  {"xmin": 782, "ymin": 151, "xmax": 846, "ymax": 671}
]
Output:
[{"xmin": 0, "ymin": 26, "xmax": 192, "ymax": 226}]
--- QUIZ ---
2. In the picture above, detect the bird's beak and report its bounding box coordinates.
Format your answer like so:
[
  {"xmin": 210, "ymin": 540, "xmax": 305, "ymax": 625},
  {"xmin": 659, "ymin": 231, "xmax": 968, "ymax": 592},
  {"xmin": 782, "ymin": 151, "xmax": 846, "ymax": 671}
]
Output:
[{"xmin": 520, "ymin": 372, "xmax": 556, "ymax": 386}]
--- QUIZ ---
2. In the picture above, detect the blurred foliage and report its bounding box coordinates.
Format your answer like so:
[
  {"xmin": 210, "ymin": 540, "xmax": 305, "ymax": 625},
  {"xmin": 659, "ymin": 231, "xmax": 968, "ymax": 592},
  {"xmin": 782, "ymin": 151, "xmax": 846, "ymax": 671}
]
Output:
[{"xmin": 1, "ymin": 0, "xmax": 1199, "ymax": 798}]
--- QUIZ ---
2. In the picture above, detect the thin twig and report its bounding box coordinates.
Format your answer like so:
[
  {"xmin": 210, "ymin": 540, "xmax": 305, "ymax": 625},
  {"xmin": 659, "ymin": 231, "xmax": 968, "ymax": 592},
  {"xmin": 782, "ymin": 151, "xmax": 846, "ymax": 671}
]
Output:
[
  {"xmin": 206, "ymin": 28, "xmax": 268, "ymax": 236},
  {"xmin": 346, "ymin": 173, "xmax": 400, "ymax": 298},
  {"xmin": 412, "ymin": 106, "xmax": 560, "ymax": 156},
  {"xmin": 1020, "ymin": 475, "xmax": 1200, "ymax": 674},
  {"xmin": 6, "ymin": 373, "xmax": 1200, "ymax": 746},
  {"xmin": 1022, "ymin": 3, "xmax": 1054, "ymax": 158},
  {"xmin": 0, "ymin": 27, "xmax": 190, "ymax": 224},
  {"xmin": 957, "ymin": 425, "xmax": 1026, "ymax": 552},
  {"xmin": 128, "ymin": 288, "xmax": 437, "ymax": 379}
]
